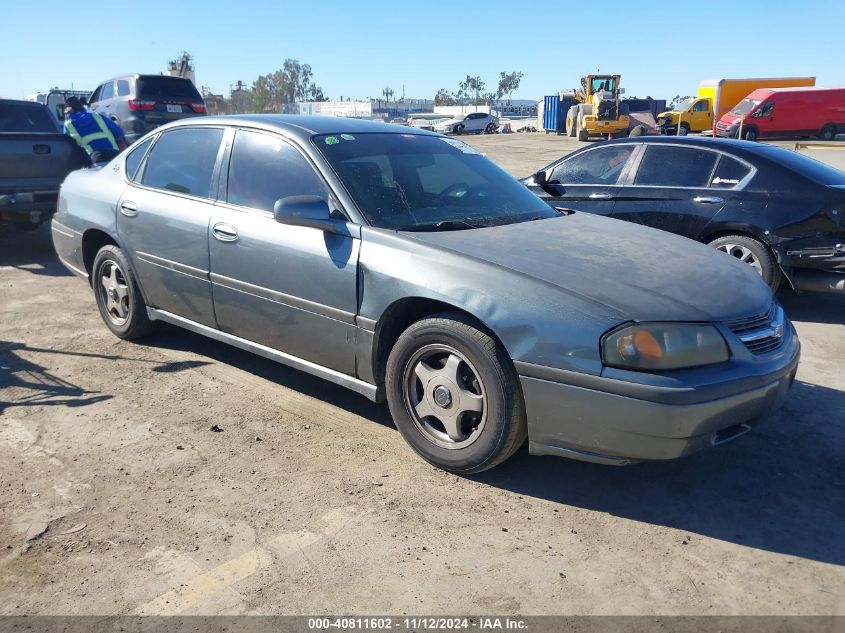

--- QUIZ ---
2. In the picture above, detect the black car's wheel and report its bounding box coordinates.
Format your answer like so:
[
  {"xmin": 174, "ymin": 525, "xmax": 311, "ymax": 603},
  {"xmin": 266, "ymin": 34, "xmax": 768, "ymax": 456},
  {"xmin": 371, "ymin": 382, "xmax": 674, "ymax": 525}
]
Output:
[
  {"xmin": 454, "ymin": 124, "xmax": 464, "ymax": 135},
  {"xmin": 708, "ymin": 234, "xmax": 781, "ymax": 290},
  {"xmin": 92, "ymin": 244, "xmax": 153, "ymax": 340},
  {"xmin": 743, "ymin": 127, "xmax": 758, "ymax": 141},
  {"xmin": 820, "ymin": 125, "xmax": 837, "ymax": 141},
  {"xmin": 678, "ymin": 122, "xmax": 690, "ymax": 136},
  {"xmin": 385, "ymin": 313, "xmax": 526, "ymax": 474}
]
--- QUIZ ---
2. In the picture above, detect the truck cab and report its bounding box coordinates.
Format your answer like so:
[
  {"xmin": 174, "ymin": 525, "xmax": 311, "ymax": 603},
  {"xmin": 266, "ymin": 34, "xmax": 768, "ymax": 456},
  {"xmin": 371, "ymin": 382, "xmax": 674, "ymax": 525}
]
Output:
[{"xmin": 657, "ymin": 97, "xmax": 712, "ymax": 135}]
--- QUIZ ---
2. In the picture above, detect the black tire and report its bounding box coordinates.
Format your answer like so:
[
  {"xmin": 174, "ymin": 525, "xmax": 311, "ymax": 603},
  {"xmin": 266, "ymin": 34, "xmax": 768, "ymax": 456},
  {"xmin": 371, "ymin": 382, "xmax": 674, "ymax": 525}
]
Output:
[
  {"xmin": 678, "ymin": 122, "xmax": 690, "ymax": 136},
  {"xmin": 385, "ymin": 312, "xmax": 526, "ymax": 474},
  {"xmin": 485, "ymin": 122, "xmax": 496, "ymax": 134},
  {"xmin": 820, "ymin": 125, "xmax": 837, "ymax": 141},
  {"xmin": 708, "ymin": 234, "xmax": 781, "ymax": 291},
  {"xmin": 454, "ymin": 124, "xmax": 464, "ymax": 135},
  {"xmin": 743, "ymin": 127, "xmax": 758, "ymax": 141},
  {"xmin": 92, "ymin": 244, "xmax": 153, "ymax": 340}
]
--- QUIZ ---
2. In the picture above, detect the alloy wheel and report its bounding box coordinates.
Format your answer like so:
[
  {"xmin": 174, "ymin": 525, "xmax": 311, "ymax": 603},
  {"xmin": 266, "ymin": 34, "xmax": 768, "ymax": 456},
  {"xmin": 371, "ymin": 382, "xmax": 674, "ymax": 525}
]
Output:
[
  {"xmin": 98, "ymin": 259, "xmax": 131, "ymax": 325},
  {"xmin": 716, "ymin": 243, "xmax": 763, "ymax": 275},
  {"xmin": 402, "ymin": 344, "xmax": 487, "ymax": 450}
]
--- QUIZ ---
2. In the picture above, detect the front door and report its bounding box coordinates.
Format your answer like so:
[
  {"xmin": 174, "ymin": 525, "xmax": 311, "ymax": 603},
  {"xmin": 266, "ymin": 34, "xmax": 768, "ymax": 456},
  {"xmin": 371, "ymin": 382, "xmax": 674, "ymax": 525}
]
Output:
[
  {"xmin": 527, "ymin": 143, "xmax": 640, "ymax": 216},
  {"xmin": 209, "ymin": 129, "xmax": 359, "ymax": 375},
  {"xmin": 117, "ymin": 126, "xmax": 225, "ymax": 326}
]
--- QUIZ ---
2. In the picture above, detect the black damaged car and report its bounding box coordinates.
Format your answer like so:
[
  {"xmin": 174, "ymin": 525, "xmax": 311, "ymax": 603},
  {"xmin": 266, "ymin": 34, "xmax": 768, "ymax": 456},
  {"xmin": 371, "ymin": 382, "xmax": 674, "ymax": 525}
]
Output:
[{"xmin": 522, "ymin": 136, "xmax": 845, "ymax": 293}]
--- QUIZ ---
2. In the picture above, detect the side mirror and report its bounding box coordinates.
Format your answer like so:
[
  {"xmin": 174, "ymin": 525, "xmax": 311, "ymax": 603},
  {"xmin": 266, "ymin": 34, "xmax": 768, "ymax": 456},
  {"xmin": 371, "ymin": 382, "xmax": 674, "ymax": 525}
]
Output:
[
  {"xmin": 533, "ymin": 170, "xmax": 548, "ymax": 186},
  {"xmin": 273, "ymin": 195, "xmax": 343, "ymax": 233}
]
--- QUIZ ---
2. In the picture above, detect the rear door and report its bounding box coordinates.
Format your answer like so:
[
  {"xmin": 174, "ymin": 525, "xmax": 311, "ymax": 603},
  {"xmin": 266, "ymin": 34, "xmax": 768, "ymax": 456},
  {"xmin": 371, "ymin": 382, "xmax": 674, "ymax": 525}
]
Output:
[
  {"xmin": 611, "ymin": 144, "xmax": 746, "ymax": 238},
  {"xmin": 209, "ymin": 128, "xmax": 359, "ymax": 374},
  {"xmin": 92, "ymin": 81, "xmax": 116, "ymax": 119},
  {"xmin": 117, "ymin": 126, "xmax": 225, "ymax": 326},
  {"xmin": 527, "ymin": 143, "xmax": 640, "ymax": 216}
]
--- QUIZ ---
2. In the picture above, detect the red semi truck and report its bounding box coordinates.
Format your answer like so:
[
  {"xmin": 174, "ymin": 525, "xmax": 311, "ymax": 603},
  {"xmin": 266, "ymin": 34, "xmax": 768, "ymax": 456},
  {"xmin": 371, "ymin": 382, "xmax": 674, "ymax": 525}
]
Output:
[{"xmin": 716, "ymin": 87, "xmax": 845, "ymax": 141}]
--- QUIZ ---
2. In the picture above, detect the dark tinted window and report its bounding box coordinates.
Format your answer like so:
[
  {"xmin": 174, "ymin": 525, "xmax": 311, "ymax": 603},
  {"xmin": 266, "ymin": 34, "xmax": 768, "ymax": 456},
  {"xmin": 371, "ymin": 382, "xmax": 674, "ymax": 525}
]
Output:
[
  {"xmin": 550, "ymin": 145, "xmax": 635, "ymax": 185},
  {"xmin": 755, "ymin": 145, "xmax": 845, "ymax": 185},
  {"xmin": 137, "ymin": 76, "xmax": 202, "ymax": 99},
  {"xmin": 0, "ymin": 103, "xmax": 57, "ymax": 133},
  {"xmin": 634, "ymin": 146, "xmax": 718, "ymax": 187},
  {"xmin": 693, "ymin": 100, "xmax": 709, "ymax": 112},
  {"xmin": 99, "ymin": 82, "xmax": 115, "ymax": 100},
  {"xmin": 116, "ymin": 80, "xmax": 131, "ymax": 97},
  {"xmin": 315, "ymin": 133, "xmax": 553, "ymax": 229},
  {"xmin": 757, "ymin": 102, "xmax": 774, "ymax": 117},
  {"xmin": 142, "ymin": 127, "xmax": 223, "ymax": 196},
  {"xmin": 124, "ymin": 137, "xmax": 154, "ymax": 181},
  {"xmin": 227, "ymin": 130, "xmax": 326, "ymax": 211},
  {"xmin": 710, "ymin": 155, "xmax": 751, "ymax": 188}
]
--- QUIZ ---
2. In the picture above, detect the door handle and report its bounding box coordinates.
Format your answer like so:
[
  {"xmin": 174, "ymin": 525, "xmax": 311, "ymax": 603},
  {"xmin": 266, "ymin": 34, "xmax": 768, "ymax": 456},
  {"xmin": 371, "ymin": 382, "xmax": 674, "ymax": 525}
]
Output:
[
  {"xmin": 693, "ymin": 196, "xmax": 723, "ymax": 204},
  {"xmin": 212, "ymin": 222, "xmax": 239, "ymax": 242},
  {"xmin": 588, "ymin": 192, "xmax": 613, "ymax": 200},
  {"xmin": 119, "ymin": 200, "xmax": 138, "ymax": 217}
]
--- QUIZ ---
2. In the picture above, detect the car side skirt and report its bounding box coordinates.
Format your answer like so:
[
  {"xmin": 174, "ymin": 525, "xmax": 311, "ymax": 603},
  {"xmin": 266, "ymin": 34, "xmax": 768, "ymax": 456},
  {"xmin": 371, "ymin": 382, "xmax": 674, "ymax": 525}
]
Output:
[{"xmin": 146, "ymin": 308, "xmax": 379, "ymax": 401}]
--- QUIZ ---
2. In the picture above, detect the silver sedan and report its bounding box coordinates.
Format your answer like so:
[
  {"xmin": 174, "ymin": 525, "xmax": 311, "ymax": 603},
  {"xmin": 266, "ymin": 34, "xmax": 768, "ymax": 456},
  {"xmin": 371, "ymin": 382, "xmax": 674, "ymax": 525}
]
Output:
[{"xmin": 52, "ymin": 116, "xmax": 800, "ymax": 473}]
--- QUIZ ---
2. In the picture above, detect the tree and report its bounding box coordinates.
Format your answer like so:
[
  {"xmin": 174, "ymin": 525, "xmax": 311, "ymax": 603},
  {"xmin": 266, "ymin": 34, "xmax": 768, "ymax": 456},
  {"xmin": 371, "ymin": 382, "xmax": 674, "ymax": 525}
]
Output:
[
  {"xmin": 670, "ymin": 95, "xmax": 693, "ymax": 109},
  {"xmin": 497, "ymin": 71, "xmax": 524, "ymax": 104},
  {"xmin": 462, "ymin": 75, "xmax": 485, "ymax": 106},
  {"xmin": 434, "ymin": 88, "xmax": 456, "ymax": 106},
  {"xmin": 249, "ymin": 75, "xmax": 274, "ymax": 113}
]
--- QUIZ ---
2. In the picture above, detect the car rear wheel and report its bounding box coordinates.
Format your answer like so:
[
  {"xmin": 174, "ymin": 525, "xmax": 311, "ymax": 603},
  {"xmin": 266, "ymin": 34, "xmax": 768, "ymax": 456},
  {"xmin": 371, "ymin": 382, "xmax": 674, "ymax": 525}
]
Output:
[
  {"xmin": 820, "ymin": 125, "xmax": 837, "ymax": 141},
  {"xmin": 485, "ymin": 122, "xmax": 496, "ymax": 134},
  {"xmin": 92, "ymin": 244, "xmax": 153, "ymax": 340},
  {"xmin": 385, "ymin": 313, "xmax": 526, "ymax": 474},
  {"xmin": 708, "ymin": 234, "xmax": 781, "ymax": 291}
]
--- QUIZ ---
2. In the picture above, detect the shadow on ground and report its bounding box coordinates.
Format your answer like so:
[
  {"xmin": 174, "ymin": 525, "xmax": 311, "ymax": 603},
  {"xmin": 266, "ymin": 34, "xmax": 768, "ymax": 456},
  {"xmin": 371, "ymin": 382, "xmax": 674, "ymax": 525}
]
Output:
[
  {"xmin": 778, "ymin": 288, "xmax": 845, "ymax": 325},
  {"xmin": 139, "ymin": 326, "xmax": 843, "ymax": 567},
  {"xmin": 474, "ymin": 379, "xmax": 845, "ymax": 567},
  {"xmin": 0, "ymin": 223, "xmax": 70, "ymax": 277}
]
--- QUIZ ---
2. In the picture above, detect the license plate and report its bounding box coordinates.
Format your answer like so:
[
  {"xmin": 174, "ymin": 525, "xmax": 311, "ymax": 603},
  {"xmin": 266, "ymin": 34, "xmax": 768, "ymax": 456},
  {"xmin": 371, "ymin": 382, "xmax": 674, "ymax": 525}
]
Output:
[{"xmin": 166, "ymin": 104, "xmax": 182, "ymax": 113}]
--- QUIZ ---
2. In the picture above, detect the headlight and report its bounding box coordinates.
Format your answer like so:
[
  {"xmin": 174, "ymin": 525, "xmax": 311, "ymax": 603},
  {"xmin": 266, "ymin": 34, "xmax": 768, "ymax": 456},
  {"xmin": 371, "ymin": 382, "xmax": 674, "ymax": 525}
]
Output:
[{"xmin": 602, "ymin": 323, "xmax": 729, "ymax": 371}]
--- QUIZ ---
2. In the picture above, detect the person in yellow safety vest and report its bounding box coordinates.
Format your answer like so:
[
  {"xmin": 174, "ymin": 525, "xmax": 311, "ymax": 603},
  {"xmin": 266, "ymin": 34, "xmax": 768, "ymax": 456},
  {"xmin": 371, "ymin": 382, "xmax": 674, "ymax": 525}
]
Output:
[{"xmin": 62, "ymin": 96, "xmax": 127, "ymax": 165}]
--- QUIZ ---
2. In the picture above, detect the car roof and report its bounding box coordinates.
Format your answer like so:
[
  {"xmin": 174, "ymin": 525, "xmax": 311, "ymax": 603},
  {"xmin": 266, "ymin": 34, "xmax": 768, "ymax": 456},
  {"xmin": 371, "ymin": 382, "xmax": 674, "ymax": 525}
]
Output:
[
  {"xmin": 573, "ymin": 135, "xmax": 784, "ymax": 161},
  {"xmin": 0, "ymin": 98, "xmax": 46, "ymax": 107},
  {"xmin": 158, "ymin": 114, "xmax": 441, "ymax": 140}
]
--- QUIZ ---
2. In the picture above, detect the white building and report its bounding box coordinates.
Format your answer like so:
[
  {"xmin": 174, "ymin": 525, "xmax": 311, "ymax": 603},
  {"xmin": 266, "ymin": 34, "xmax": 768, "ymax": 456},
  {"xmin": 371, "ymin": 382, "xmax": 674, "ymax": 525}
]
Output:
[{"xmin": 298, "ymin": 101, "xmax": 373, "ymax": 118}]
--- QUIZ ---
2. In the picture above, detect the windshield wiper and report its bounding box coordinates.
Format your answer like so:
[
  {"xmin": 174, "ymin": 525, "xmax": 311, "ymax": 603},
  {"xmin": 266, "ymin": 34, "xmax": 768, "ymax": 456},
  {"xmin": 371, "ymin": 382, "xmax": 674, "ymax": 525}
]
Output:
[{"xmin": 395, "ymin": 219, "xmax": 488, "ymax": 232}]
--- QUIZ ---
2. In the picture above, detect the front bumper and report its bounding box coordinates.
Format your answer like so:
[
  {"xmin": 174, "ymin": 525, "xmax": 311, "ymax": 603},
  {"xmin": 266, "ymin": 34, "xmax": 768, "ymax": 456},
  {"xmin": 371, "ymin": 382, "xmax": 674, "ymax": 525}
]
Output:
[
  {"xmin": 517, "ymin": 333, "xmax": 800, "ymax": 465},
  {"xmin": 715, "ymin": 123, "xmax": 739, "ymax": 138}
]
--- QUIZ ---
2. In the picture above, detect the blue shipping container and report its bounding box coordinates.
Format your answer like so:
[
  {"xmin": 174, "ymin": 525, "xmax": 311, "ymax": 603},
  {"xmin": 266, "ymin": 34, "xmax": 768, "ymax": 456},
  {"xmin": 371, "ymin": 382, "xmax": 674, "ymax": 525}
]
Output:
[{"xmin": 543, "ymin": 95, "xmax": 578, "ymax": 134}]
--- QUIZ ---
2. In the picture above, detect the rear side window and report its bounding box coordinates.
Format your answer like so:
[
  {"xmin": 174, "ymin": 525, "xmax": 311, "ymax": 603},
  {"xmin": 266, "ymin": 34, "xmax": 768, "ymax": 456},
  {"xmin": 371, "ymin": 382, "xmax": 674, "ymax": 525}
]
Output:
[
  {"xmin": 0, "ymin": 103, "xmax": 57, "ymax": 133},
  {"xmin": 710, "ymin": 156, "xmax": 751, "ymax": 188},
  {"xmin": 137, "ymin": 76, "xmax": 202, "ymax": 100},
  {"xmin": 634, "ymin": 146, "xmax": 718, "ymax": 187},
  {"xmin": 124, "ymin": 137, "xmax": 154, "ymax": 181},
  {"xmin": 141, "ymin": 127, "xmax": 223, "ymax": 197},
  {"xmin": 116, "ymin": 80, "xmax": 131, "ymax": 97},
  {"xmin": 227, "ymin": 130, "xmax": 326, "ymax": 211},
  {"xmin": 549, "ymin": 145, "xmax": 636, "ymax": 185}
]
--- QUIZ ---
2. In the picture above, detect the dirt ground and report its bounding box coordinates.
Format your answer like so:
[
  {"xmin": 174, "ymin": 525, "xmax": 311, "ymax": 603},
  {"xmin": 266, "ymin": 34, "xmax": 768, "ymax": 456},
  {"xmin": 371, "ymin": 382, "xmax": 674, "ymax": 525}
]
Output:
[{"xmin": 1, "ymin": 134, "xmax": 843, "ymax": 617}]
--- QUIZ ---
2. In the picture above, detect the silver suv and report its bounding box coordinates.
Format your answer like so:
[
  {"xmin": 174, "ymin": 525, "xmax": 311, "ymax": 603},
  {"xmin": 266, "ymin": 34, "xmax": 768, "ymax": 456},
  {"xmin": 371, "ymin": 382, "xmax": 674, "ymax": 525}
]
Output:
[{"xmin": 88, "ymin": 74, "xmax": 207, "ymax": 144}]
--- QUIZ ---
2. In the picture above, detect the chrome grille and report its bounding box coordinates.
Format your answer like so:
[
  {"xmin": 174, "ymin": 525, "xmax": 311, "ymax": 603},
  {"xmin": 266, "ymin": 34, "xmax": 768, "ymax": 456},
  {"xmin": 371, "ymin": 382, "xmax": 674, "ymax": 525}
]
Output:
[{"xmin": 725, "ymin": 303, "xmax": 786, "ymax": 356}]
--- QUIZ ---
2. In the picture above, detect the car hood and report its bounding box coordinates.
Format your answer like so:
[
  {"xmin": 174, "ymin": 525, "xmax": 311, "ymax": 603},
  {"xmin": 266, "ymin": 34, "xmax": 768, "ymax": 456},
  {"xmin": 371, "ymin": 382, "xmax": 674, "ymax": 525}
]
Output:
[{"xmin": 404, "ymin": 213, "xmax": 772, "ymax": 322}]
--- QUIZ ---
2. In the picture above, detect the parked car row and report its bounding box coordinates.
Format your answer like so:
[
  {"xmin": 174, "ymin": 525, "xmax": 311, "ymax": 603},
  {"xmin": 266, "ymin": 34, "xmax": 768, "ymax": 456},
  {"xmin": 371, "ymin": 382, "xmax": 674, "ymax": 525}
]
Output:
[{"xmin": 52, "ymin": 116, "xmax": 805, "ymax": 474}]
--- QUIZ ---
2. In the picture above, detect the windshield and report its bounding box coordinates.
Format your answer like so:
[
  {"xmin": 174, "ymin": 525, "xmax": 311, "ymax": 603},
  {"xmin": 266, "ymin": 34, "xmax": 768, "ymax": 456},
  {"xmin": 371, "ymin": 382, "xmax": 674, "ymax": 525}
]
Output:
[
  {"xmin": 590, "ymin": 77, "xmax": 616, "ymax": 93},
  {"xmin": 314, "ymin": 133, "xmax": 555, "ymax": 230},
  {"xmin": 730, "ymin": 99, "xmax": 760, "ymax": 117},
  {"xmin": 674, "ymin": 98, "xmax": 694, "ymax": 112},
  {"xmin": 755, "ymin": 145, "xmax": 845, "ymax": 186},
  {"xmin": 137, "ymin": 76, "xmax": 202, "ymax": 99}
]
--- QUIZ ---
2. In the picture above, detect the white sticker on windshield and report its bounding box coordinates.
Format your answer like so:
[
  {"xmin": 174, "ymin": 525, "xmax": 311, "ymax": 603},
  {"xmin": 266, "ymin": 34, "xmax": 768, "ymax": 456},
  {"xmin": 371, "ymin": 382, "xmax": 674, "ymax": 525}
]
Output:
[{"xmin": 439, "ymin": 137, "xmax": 481, "ymax": 154}]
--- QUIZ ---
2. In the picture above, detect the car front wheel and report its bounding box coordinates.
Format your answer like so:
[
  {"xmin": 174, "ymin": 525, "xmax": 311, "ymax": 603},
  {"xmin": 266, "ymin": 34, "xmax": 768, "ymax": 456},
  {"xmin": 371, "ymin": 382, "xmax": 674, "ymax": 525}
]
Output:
[
  {"xmin": 385, "ymin": 313, "xmax": 526, "ymax": 474},
  {"xmin": 708, "ymin": 234, "xmax": 781, "ymax": 291},
  {"xmin": 92, "ymin": 244, "xmax": 153, "ymax": 340}
]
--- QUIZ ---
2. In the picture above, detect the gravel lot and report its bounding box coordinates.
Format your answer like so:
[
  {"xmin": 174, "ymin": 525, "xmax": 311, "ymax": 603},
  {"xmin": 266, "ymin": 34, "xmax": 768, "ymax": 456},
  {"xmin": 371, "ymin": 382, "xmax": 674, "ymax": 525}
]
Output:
[{"xmin": 1, "ymin": 134, "xmax": 843, "ymax": 617}]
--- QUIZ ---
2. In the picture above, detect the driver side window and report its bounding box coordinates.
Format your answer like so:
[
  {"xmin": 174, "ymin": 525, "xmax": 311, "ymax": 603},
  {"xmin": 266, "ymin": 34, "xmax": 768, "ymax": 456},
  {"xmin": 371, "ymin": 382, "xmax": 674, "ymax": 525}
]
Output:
[{"xmin": 549, "ymin": 145, "xmax": 635, "ymax": 185}]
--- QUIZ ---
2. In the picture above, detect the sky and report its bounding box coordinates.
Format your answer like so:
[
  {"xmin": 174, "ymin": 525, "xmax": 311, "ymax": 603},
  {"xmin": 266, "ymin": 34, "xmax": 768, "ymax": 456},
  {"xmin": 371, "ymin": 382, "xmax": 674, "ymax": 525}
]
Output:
[{"xmin": 3, "ymin": 0, "xmax": 844, "ymax": 103}]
